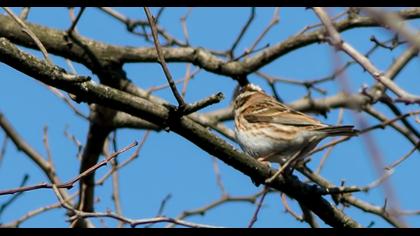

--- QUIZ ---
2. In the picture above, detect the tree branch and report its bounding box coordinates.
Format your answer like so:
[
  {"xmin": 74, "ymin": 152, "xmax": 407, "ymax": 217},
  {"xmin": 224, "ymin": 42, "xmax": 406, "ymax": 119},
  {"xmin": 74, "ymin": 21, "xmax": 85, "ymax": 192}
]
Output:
[{"xmin": 0, "ymin": 37, "xmax": 361, "ymax": 228}]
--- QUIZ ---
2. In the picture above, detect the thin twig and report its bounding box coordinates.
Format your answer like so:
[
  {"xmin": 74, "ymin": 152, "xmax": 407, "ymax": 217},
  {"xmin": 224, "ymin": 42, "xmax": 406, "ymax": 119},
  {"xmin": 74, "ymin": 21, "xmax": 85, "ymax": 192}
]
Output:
[
  {"xmin": 180, "ymin": 7, "xmax": 192, "ymax": 45},
  {"xmin": 2, "ymin": 7, "xmax": 53, "ymax": 66},
  {"xmin": 364, "ymin": 106, "xmax": 419, "ymax": 150},
  {"xmin": 51, "ymin": 184, "xmax": 219, "ymax": 228},
  {"xmin": 64, "ymin": 126, "xmax": 84, "ymax": 160},
  {"xmin": 385, "ymin": 143, "xmax": 420, "ymax": 171},
  {"xmin": 181, "ymin": 92, "xmax": 224, "ymax": 115},
  {"xmin": 96, "ymin": 131, "xmax": 151, "ymax": 185},
  {"xmin": 0, "ymin": 135, "xmax": 8, "ymax": 167},
  {"xmin": 106, "ymin": 133, "xmax": 125, "ymax": 228},
  {"xmin": 144, "ymin": 193, "xmax": 172, "ymax": 228},
  {"xmin": 380, "ymin": 96, "xmax": 420, "ymax": 139},
  {"xmin": 19, "ymin": 7, "xmax": 30, "ymax": 20},
  {"xmin": 256, "ymin": 71, "xmax": 330, "ymax": 95},
  {"xmin": 281, "ymin": 192, "xmax": 303, "ymax": 222},
  {"xmin": 181, "ymin": 64, "xmax": 192, "ymax": 98},
  {"xmin": 1, "ymin": 191, "xmax": 78, "ymax": 228},
  {"xmin": 313, "ymin": 7, "xmax": 420, "ymax": 103},
  {"xmin": 146, "ymin": 67, "xmax": 200, "ymax": 95},
  {"xmin": 298, "ymin": 202, "xmax": 319, "ymax": 228},
  {"xmin": 0, "ymin": 141, "xmax": 138, "ymax": 195},
  {"xmin": 229, "ymin": 7, "xmax": 256, "ymax": 58},
  {"xmin": 319, "ymin": 170, "xmax": 394, "ymax": 195},
  {"xmin": 248, "ymin": 7, "xmax": 280, "ymax": 54},
  {"xmin": 67, "ymin": 7, "xmax": 85, "ymax": 34},
  {"xmin": 167, "ymin": 190, "xmax": 267, "ymax": 228},
  {"xmin": 211, "ymin": 157, "xmax": 226, "ymax": 196},
  {"xmin": 155, "ymin": 7, "xmax": 165, "ymax": 23},
  {"xmin": 144, "ymin": 7, "xmax": 186, "ymax": 109},
  {"xmin": 248, "ymin": 187, "xmax": 269, "ymax": 228},
  {"xmin": 42, "ymin": 126, "xmax": 53, "ymax": 166},
  {"xmin": 0, "ymin": 174, "xmax": 29, "ymax": 215},
  {"xmin": 299, "ymin": 166, "xmax": 406, "ymax": 228},
  {"xmin": 309, "ymin": 110, "xmax": 420, "ymax": 156},
  {"xmin": 314, "ymin": 108, "xmax": 345, "ymax": 174},
  {"xmin": 363, "ymin": 7, "xmax": 420, "ymax": 51}
]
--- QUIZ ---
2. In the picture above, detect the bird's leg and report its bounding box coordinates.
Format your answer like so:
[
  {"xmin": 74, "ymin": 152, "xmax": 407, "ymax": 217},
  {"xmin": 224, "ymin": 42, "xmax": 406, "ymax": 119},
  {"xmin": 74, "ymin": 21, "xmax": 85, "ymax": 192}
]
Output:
[
  {"xmin": 257, "ymin": 158, "xmax": 271, "ymax": 168},
  {"xmin": 264, "ymin": 151, "xmax": 302, "ymax": 184},
  {"xmin": 256, "ymin": 152, "xmax": 277, "ymax": 168},
  {"xmin": 265, "ymin": 141, "xmax": 318, "ymax": 184}
]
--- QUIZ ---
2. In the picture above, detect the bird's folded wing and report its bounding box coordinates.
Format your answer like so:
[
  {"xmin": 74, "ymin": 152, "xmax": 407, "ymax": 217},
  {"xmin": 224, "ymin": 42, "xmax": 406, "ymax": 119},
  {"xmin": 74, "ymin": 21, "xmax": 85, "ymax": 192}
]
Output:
[{"xmin": 244, "ymin": 108, "xmax": 322, "ymax": 127}]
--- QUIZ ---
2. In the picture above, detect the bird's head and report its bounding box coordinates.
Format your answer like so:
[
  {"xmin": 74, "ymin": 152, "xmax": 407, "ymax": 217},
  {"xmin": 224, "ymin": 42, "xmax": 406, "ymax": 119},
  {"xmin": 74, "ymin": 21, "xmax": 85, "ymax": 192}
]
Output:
[{"xmin": 234, "ymin": 83, "xmax": 265, "ymax": 110}]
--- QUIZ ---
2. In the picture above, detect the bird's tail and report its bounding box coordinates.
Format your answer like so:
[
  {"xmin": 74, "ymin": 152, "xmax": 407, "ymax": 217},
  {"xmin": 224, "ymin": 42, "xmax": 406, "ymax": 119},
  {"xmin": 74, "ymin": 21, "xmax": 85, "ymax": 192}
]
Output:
[{"xmin": 317, "ymin": 125, "xmax": 359, "ymax": 137}]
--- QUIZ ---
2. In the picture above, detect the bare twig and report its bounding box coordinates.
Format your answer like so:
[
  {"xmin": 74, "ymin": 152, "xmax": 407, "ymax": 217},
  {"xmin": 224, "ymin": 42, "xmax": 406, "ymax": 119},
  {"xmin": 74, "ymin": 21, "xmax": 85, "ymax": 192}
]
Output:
[
  {"xmin": 181, "ymin": 92, "xmax": 224, "ymax": 115},
  {"xmin": 248, "ymin": 7, "xmax": 280, "ymax": 54},
  {"xmin": 298, "ymin": 202, "xmax": 319, "ymax": 228},
  {"xmin": 2, "ymin": 7, "xmax": 53, "ymax": 65},
  {"xmin": 144, "ymin": 7, "xmax": 186, "ymax": 110},
  {"xmin": 0, "ymin": 112, "xmax": 55, "ymax": 182},
  {"xmin": 319, "ymin": 169, "xmax": 394, "ymax": 195},
  {"xmin": 309, "ymin": 110, "xmax": 420, "ymax": 156},
  {"xmin": 105, "ymin": 133, "xmax": 125, "ymax": 228},
  {"xmin": 0, "ymin": 141, "xmax": 138, "ymax": 195},
  {"xmin": 181, "ymin": 64, "xmax": 193, "ymax": 98},
  {"xmin": 144, "ymin": 193, "xmax": 172, "ymax": 228},
  {"xmin": 146, "ymin": 67, "xmax": 200, "ymax": 95},
  {"xmin": 256, "ymin": 71, "xmax": 330, "ymax": 95},
  {"xmin": 380, "ymin": 95, "xmax": 420, "ymax": 139},
  {"xmin": 47, "ymin": 86, "xmax": 89, "ymax": 119},
  {"xmin": 1, "ymin": 191, "xmax": 78, "ymax": 228},
  {"xmin": 363, "ymin": 7, "xmax": 420, "ymax": 51},
  {"xmin": 64, "ymin": 126, "xmax": 84, "ymax": 160},
  {"xmin": 0, "ymin": 135, "xmax": 8, "ymax": 167},
  {"xmin": 313, "ymin": 7, "xmax": 420, "ymax": 103},
  {"xmin": 211, "ymin": 157, "xmax": 226, "ymax": 196},
  {"xmin": 299, "ymin": 166, "xmax": 406, "ymax": 228},
  {"xmin": 19, "ymin": 7, "xmax": 30, "ymax": 20},
  {"xmin": 314, "ymin": 108, "xmax": 345, "ymax": 174},
  {"xmin": 295, "ymin": 9, "xmax": 347, "ymax": 36},
  {"xmin": 281, "ymin": 192, "xmax": 303, "ymax": 222},
  {"xmin": 156, "ymin": 194, "xmax": 172, "ymax": 217},
  {"xmin": 385, "ymin": 143, "xmax": 420, "ymax": 171},
  {"xmin": 180, "ymin": 7, "xmax": 192, "ymax": 45},
  {"xmin": 96, "ymin": 131, "xmax": 150, "ymax": 185},
  {"xmin": 55, "ymin": 183, "xmax": 219, "ymax": 228},
  {"xmin": 81, "ymin": 213, "xmax": 221, "ymax": 228},
  {"xmin": 248, "ymin": 187, "xmax": 269, "ymax": 228},
  {"xmin": 167, "ymin": 190, "xmax": 267, "ymax": 228},
  {"xmin": 99, "ymin": 7, "xmax": 186, "ymax": 47},
  {"xmin": 43, "ymin": 126, "xmax": 53, "ymax": 165},
  {"xmin": 146, "ymin": 9, "xmax": 224, "ymax": 115},
  {"xmin": 0, "ymin": 174, "xmax": 29, "ymax": 215},
  {"xmin": 68, "ymin": 7, "xmax": 85, "ymax": 34},
  {"xmin": 155, "ymin": 7, "xmax": 165, "ymax": 23},
  {"xmin": 229, "ymin": 7, "xmax": 256, "ymax": 58},
  {"xmin": 364, "ymin": 106, "xmax": 419, "ymax": 150}
]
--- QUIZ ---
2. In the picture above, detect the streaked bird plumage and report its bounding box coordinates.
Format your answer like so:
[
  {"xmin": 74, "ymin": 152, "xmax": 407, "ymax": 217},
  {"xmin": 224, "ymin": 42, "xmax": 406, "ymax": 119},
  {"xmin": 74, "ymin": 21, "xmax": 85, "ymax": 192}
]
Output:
[{"xmin": 234, "ymin": 83, "xmax": 358, "ymax": 168}]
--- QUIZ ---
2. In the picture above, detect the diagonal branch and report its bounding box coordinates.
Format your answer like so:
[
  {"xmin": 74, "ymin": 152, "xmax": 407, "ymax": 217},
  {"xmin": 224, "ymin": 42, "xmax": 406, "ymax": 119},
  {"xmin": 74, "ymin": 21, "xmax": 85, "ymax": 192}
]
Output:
[
  {"xmin": 313, "ymin": 7, "xmax": 420, "ymax": 103},
  {"xmin": 144, "ymin": 7, "xmax": 186, "ymax": 109},
  {"xmin": 0, "ymin": 141, "xmax": 137, "ymax": 195},
  {"xmin": 1, "ymin": 8, "xmax": 419, "ymax": 77}
]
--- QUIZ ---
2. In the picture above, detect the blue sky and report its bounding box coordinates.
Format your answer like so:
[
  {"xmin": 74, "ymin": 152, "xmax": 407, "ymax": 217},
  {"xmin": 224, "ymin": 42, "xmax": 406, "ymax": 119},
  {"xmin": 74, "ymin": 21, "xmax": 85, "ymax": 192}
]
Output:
[{"xmin": 0, "ymin": 7, "xmax": 419, "ymax": 228}]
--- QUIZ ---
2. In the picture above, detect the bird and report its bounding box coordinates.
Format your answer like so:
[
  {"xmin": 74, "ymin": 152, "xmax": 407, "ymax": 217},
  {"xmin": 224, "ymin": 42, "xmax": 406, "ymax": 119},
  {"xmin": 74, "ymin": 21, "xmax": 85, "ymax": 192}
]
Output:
[{"xmin": 233, "ymin": 83, "xmax": 358, "ymax": 183}]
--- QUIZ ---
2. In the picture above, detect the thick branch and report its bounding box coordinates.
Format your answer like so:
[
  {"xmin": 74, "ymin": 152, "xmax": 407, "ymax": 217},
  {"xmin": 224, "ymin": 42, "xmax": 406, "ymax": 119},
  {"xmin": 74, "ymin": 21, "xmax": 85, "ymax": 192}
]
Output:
[{"xmin": 0, "ymin": 8, "xmax": 419, "ymax": 76}]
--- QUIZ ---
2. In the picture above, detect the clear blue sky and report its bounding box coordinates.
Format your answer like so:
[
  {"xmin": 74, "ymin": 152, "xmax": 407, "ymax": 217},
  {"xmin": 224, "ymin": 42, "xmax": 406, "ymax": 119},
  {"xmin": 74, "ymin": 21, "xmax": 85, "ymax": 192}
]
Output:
[{"xmin": 0, "ymin": 7, "xmax": 419, "ymax": 228}]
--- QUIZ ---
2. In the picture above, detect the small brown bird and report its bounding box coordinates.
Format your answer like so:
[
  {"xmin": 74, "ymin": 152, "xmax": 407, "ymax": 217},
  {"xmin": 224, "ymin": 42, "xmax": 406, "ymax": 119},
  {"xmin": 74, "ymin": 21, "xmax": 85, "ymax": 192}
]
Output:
[{"xmin": 233, "ymin": 84, "xmax": 358, "ymax": 183}]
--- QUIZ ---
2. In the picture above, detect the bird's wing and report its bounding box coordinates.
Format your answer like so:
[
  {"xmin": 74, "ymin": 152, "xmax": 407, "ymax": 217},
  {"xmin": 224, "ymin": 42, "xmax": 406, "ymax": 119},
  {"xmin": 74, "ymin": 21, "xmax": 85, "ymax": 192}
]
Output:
[{"xmin": 244, "ymin": 99, "xmax": 323, "ymax": 127}]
